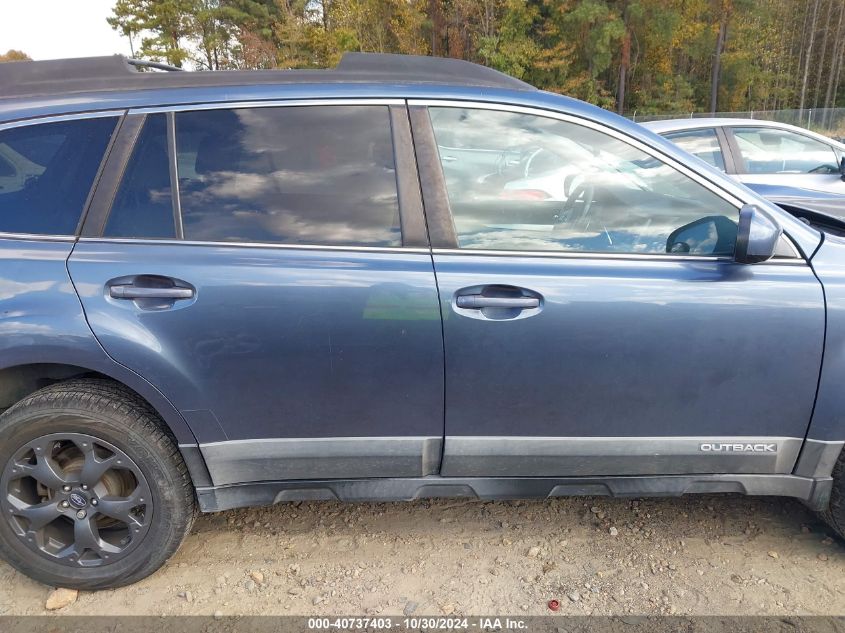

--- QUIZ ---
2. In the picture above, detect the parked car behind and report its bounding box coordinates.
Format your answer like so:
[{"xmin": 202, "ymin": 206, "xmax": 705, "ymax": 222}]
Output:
[
  {"xmin": 0, "ymin": 54, "xmax": 844, "ymax": 590},
  {"xmin": 645, "ymin": 118, "xmax": 845, "ymax": 213}
]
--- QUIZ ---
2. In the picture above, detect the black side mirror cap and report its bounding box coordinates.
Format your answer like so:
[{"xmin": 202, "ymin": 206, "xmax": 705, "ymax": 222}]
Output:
[
  {"xmin": 734, "ymin": 204, "xmax": 782, "ymax": 264},
  {"xmin": 839, "ymin": 156, "xmax": 845, "ymax": 181}
]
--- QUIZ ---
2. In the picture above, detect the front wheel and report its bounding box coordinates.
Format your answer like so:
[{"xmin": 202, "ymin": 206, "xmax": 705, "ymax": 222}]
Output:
[{"xmin": 0, "ymin": 379, "xmax": 196, "ymax": 589}]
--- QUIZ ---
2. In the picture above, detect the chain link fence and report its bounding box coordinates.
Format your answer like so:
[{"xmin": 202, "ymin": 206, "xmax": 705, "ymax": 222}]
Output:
[{"xmin": 629, "ymin": 108, "xmax": 845, "ymax": 138}]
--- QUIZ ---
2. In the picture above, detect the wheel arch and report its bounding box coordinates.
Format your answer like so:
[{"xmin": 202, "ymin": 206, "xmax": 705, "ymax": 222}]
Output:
[{"xmin": 0, "ymin": 361, "xmax": 211, "ymax": 489}]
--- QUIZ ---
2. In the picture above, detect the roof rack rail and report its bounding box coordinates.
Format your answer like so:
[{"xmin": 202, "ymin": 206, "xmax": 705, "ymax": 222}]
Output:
[
  {"xmin": 126, "ymin": 58, "xmax": 183, "ymax": 72},
  {"xmin": 0, "ymin": 52, "xmax": 535, "ymax": 101}
]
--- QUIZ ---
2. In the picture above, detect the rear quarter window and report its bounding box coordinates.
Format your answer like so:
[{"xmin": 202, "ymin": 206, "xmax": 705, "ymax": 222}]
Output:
[{"xmin": 0, "ymin": 117, "xmax": 117, "ymax": 236}]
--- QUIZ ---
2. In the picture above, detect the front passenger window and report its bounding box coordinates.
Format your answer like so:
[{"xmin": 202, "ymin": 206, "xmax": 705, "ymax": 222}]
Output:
[
  {"xmin": 731, "ymin": 127, "xmax": 839, "ymax": 174},
  {"xmin": 428, "ymin": 107, "xmax": 739, "ymax": 256}
]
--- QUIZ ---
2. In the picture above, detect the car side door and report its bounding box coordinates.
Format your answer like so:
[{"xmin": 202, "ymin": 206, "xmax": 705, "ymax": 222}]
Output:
[
  {"xmin": 726, "ymin": 125, "xmax": 845, "ymax": 194},
  {"xmin": 68, "ymin": 102, "xmax": 444, "ymax": 487},
  {"xmin": 410, "ymin": 102, "xmax": 824, "ymax": 478}
]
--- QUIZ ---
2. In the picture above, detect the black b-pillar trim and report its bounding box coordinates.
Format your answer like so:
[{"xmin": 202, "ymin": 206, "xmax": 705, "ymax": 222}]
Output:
[
  {"xmin": 80, "ymin": 113, "xmax": 146, "ymax": 238},
  {"xmin": 407, "ymin": 105, "xmax": 459, "ymax": 249}
]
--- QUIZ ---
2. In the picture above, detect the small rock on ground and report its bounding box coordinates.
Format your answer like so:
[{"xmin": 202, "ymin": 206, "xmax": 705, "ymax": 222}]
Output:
[{"xmin": 45, "ymin": 588, "xmax": 78, "ymax": 611}]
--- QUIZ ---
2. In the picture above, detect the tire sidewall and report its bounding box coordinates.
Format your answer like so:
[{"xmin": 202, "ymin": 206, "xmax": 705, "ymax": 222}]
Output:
[{"xmin": 0, "ymin": 403, "xmax": 185, "ymax": 589}]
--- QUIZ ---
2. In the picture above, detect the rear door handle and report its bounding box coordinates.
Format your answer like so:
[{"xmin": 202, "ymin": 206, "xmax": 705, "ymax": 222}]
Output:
[
  {"xmin": 109, "ymin": 286, "xmax": 194, "ymax": 300},
  {"xmin": 455, "ymin": 295, "xmax": 539, "ymax": 309}
]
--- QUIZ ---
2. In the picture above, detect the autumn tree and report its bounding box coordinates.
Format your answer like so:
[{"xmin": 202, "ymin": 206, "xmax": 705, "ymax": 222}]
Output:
[
  {"xmin": 106, "ymin": 0, "xmax": 845, "ymax": 113},
  {"xmin": 0, "ymin": 50, "xmax": 31, "ymax": 63}
]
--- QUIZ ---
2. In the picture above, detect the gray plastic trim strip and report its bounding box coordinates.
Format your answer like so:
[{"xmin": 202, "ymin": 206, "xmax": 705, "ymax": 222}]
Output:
[
  {"xmin": 793, "ymin": 439, "xmax": 844, "ymax": 478},
  {"xmin": 198, "ymin": 435, "xmax": 805, "ymax": 486},
  {"xmin": 441, "ymin": 436, "xmax": 804, "ymax": 477},
  {"xmin": 200, "ymin": 436, "xmax": 443, "ymax": 486}
]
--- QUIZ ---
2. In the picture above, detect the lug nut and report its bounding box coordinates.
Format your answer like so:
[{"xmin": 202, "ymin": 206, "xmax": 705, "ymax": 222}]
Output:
[
  {"xmin": 60, "ymin": 500, "xmax": 69, "ymax": 508},
  {"xmin": 62, "ymin": 485, "xmax": 71, "ymax": 492},
  {"xmin": 91, "ymin": 499, "xmax": 98, "ymax": 506},
  {"xmin": 76, "ymin": 510, "xmax": 86, "ymax": 520},
  {"xmin": 81, "ymin": 484, "xmax": 88, "ymax": 491}
]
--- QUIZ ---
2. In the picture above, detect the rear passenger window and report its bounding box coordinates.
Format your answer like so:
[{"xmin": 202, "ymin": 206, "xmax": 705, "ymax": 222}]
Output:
[
  {"xmin": 662, "ymin": 128, "xmax": 726, "ymax": 171},
  {"xmin": 175, "ymin": 106, "xmax": 401, "ymax": 246},
  {"xmin": 0, "ymin": 117, "xmax": 117, "ymax": 235},
  {"xmin": 105, "ymin": 114, "xmax": 175, "ymax": 238}
]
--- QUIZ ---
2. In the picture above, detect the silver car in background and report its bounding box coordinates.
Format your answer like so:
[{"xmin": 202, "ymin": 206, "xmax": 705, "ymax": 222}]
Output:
[{"xmin": 644, "ymin": 118, "xmax": 845, "ymax": 217}]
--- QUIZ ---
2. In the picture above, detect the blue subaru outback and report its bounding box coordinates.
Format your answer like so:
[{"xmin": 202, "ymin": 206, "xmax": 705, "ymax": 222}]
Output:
[{"xmin": 0, "ymin": 53, "xmax": 843, "ymax": 589}]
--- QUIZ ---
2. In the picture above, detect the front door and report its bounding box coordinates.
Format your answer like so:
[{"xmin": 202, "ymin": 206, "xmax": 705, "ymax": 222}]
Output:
[
  {"xmin": 416, "ymin": 103, "xmax": 824, "ymax": 478},
  {"xmin": 69, "ymin": 104, "xmax": 444, "ymax": 486},
  {"xmin": 727, "ymin": 125, "xmax": 845, "ymax": 195}
]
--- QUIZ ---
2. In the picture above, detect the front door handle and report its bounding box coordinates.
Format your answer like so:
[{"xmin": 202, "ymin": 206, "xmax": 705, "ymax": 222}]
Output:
[
  {"xmin": 109, "ymin": 286, "xmax": 194, "ymax": 300},
  {"xmin": 455, "ymin": 295, "xmax": 539, "ymax": 309}
]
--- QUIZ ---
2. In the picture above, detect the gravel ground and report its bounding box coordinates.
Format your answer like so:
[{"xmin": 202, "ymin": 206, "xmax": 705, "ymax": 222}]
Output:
[{"xmin": 0, "ymin": 495, "xmax": 843, "ymax": 616}]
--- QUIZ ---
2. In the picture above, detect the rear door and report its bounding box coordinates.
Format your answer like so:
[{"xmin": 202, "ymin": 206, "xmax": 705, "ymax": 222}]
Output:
[
  {"xmin": 69, "ymin": 102, "xmax": 444, "ymax": 486},
  {"xmin": 411, "ymin": 102, "xmax": 824, "ymax": 478}
]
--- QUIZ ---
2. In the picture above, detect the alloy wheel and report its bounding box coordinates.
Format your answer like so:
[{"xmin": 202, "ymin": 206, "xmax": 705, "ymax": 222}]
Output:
[{"xmin": 1, "ymin": 431, "xmax": 152, "ymax": 567}]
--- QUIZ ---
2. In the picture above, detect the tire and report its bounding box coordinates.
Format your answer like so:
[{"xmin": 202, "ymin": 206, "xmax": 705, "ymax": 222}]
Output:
[
  {"xmin": 819, "ymin": 446, "xmax": 845, "ymax": 540},
  {"xmin": 0, "ymin": 378, "xmax": 196, "ymax": 589}
]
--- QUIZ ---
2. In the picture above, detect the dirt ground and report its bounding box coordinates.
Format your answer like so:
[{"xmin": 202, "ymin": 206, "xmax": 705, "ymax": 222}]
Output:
[{"xmin": 0, "ymin": 494, "xmax": 843, "ymax": 616}]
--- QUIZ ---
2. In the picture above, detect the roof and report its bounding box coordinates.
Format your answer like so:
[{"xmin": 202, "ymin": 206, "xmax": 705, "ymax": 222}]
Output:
[
  {"xmin": 0, "ymin": 52, "xmax": 535, "ymax": 100},
  {"xmin": 641, "ymin": 117, "xmax": 845, "ymax": 149},
  {"xmin": 642, "ymin": 117, "xmax": 802, "ymax": 132}
]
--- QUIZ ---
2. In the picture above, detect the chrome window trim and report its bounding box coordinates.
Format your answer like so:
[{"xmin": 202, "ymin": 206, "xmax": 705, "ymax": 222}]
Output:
[
  {"xmin": 129, "ymin": 98, "xmax": 404, "ymax": 115},
  {"xmin": 0, "ymin": 232, "xmax": 77, "ymax": 242},
  {"xmin": 410, "ymin": 99, "xmax": 806, "ymax": 261},
  {"xmin": 0, "ymin": 110, "xmax": 125, "ymax": 131},
  {"xmin": 431, "ymin": 247, "xmax": 806, "ymax": 265},
  {"xmin": 77, "ymin": 236, "xmax": 430, "ymax": 255}
]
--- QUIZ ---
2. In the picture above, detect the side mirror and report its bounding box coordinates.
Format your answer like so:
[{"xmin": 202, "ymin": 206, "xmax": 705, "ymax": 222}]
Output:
[
  {"xmin": 839, "ymin": 156, "xmax": 845, "ymax": 181},
  {"xmin": 734, "ymin": 204, "xmax": 782, "ymax": 264},
  {"xmin": 666, "ymin": 215, "xmax": 737, "ymax": 255}
]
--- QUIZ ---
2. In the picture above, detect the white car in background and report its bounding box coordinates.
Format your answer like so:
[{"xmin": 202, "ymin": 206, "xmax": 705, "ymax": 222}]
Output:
[
  {"xmin": 644, "ymin": 118, "xmax": 845, "ymax": 191},
  {"xmin": 645, "ymin": 118, "xmax": 845, "ymax": 221}
]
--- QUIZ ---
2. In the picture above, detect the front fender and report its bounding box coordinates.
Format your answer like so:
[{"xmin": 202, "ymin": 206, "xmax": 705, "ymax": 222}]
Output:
[{"xmin": 808, "ymin": 234, "xmax": 845, "ymax": 443}]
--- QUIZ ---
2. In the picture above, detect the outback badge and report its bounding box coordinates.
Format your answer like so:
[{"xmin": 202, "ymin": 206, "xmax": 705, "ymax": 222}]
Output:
[{"xmin": 700, "ymin": 443, "xmax": 777, "ymax": 453}]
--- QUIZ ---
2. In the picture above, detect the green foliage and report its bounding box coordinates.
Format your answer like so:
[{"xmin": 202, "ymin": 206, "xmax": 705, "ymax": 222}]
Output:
[{"xmin": 107, "ymin": 0, "xmax": 845, "ymax": 112}]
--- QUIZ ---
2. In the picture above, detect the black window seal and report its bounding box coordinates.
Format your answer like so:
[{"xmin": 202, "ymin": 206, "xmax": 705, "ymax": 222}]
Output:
[
  {"xmin": 166, "ymin": 111, "xmax": 184, "ymax": 239},
  {"xmin": 721, "ymin": 125, "xmax": 748, "ymax": 174},
  {"xmin": 407, "ymin": 105, "xmax": 459, "ymax": 249},
  {"xmin": 74, "ymin": 112, "xmax": 127, "ymax": 237},
  {"xmin": 713, "ymin": 125, "xmax": 739, "ymax": 174},
  {"xmin": 80, "ymin": 113, "xmax": 147, "ymax": 238},
  {"xmin": 389, "ymin": 104, "xmax": 429, "ymax": 248}
]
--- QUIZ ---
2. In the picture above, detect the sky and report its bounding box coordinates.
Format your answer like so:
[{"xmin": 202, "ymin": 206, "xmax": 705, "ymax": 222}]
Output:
[{"xmin": 0, "ymin": 0, "xmax": 131, "ymax": 60}]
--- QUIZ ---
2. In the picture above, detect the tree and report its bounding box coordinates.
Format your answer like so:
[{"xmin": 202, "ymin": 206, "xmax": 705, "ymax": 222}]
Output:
[
  {"xmin": 0, "ymin": 50, "xmax": 31, "ymax": 63},
  {"xmin": 709, "ymin": 0, "xmax": 729, "ymax": 114},
  {"xmin": 104, "ymin": 0, "xmax": 845, "ymax": 112},
  {"xmin": 799, "ymin": 0, "xmax": 820, "ymax": 113}
]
